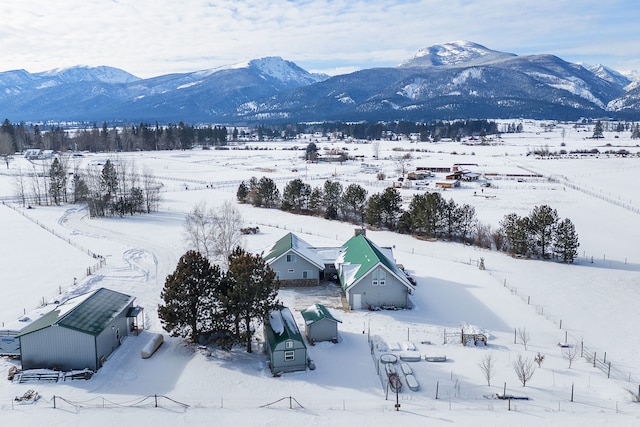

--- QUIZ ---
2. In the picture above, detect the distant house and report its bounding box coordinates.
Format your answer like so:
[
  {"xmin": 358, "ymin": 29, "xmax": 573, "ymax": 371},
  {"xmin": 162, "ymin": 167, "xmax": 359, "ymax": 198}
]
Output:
[
  {"xmin": 263, "ymin": 306, "xmax": 307, "ymax": 375},
  {"xmin": 264, "ymin": 232, "xmax": 325, "ymax": 286},
  {"xmin": 17, "ymin": 288, "xmax": 139, "ymax": 371},
  {"xmin": 300, "ymin": 303, "xmax": 342, "ymax": 344},
  {"xmin": 336, "ymin": 234, "xmax": 415, "ymax": 310},
  {"xmin": 435, "ymin": 180, "xmax": 460, "ymax": 189}
]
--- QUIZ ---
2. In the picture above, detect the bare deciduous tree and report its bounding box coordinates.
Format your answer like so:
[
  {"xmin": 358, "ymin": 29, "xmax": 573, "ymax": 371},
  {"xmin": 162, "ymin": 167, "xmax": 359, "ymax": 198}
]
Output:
[
  {"xmin": 517, "ymin": 327, "xmax": 530, "ymax": 351},
  {"xmin": 562, "ymin": 343, "xmax": 580, "ymax": 368},
  {"xmin": 371, "ymin": 140, "xmax": 381, "ymax": 159},
  {"xmin": 211, "ymin": 200, "xmax": 244, "ymax": 268},
  {"xmin": 184, "ymin": 202, "xmax": 217, "ymax": 260},
  {"xmin": 479, "ymin": 352, "xmax": 496, "ymax": 386},
  {"xmin": 184, "ymin": 201, "xmax": 244, "ymax": 267},
  {"xmin": 513, "ymin": 354, "xmax": 536, "ymax": 387}
]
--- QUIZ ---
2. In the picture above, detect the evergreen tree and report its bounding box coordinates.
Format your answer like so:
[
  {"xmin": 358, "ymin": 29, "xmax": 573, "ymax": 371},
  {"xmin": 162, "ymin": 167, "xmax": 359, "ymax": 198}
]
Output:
[
  {"xmin": 72, "ymin": 173, "xmax": 89, "ymax": 203},
  {"xmin": 254, "ymin": 176, "xmax": 280, "ymax": 208},
  {"xmin": 48, "ymin": 157, "xmax": 67, "ymax": 205},
  {"xmin": 158, "ymin": 250, "xmax": 222, "ymax": 343},
  {"xmin": 379, "ymin": 187, "xmax": 403, "ymax": 230},
  {"xmin": 220, "ymin": 248, "xmax": 279, "ymax": 353},
  {"xmin": 364, "ymin": 193, "xmax": 384, "ymax": 229},
  {"xmin": 631, "ymin": 124, "xmax": 640, "ymax": 140},
  {"xmin": 305, "ymin": 142, "xmax": 319, "ymax": 162},
  {"xmin": 281, "ymin": 178, "xmax": 311, "ymax": 211},
  {"xmin": 341, "ymin": 183, "xmax": 368, "ymax": 223},
  {"xmin": 500, "ymin": 213, "xmax": 530, "ymax": 256},
  {"xmin": 236, "ymin": 181, "xmax": 249, "ymax": 203},
  {"xmin": 553, "ymin": 218, "xmax": 579, "ymax": 263},
  {"xmin": 101, "ymin": 159, "xmax": 119, "ymax": 201},
  {"xmin": 592, "ymin": 120, "xmax": 604, "ymax": 139},
  {"xmin": 308, "ymin": 186, "xmax": 323, "ymax": 216},
  {"xmin": 528, "ymin": 205, "xmax": 559, "ymax": 258},
  {"xmin": 322, "ymin": 180, "xmax": 343, "ymax": 219}
]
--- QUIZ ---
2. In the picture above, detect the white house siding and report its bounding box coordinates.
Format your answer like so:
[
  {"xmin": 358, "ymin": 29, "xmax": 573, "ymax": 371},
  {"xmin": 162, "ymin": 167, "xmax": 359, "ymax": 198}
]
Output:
[
  {"xmin": 20, "ymin": 327, "xmax": 95, "ymax": 371},
  {"xmin": 348, "ymin": 267, "xmax": 408, "ymax": 309}
]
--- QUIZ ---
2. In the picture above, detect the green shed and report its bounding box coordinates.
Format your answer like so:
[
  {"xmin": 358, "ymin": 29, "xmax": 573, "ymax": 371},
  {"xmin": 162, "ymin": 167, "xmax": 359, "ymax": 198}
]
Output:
[
  {"xmin": 300, "ymin": 303, "xmax": 341, "ymax": 344},
  {"xmin": 263, "ymin": 306, "xmax": 307, "ymax": 375}
]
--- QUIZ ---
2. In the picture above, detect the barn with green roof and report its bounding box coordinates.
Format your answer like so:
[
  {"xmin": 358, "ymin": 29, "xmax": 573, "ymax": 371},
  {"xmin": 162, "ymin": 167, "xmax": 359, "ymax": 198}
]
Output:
[
  {"xmin": 336, "ymin": 234, "xmax": 414, "ymax": 310},
  {"xmin": 17, "ymin": 288, "xmax": 137, "ymax": 371}
]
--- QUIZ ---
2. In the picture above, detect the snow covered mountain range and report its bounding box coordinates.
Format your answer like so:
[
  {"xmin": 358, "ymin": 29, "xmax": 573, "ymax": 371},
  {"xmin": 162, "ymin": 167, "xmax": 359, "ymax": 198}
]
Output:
[{"xmin": 1, "ymin": 41, "xmax": 639, "ymax": 123}]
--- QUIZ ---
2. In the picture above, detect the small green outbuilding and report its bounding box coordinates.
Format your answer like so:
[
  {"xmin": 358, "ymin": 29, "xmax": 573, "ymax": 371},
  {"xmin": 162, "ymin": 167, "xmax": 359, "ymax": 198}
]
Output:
[
  {"xmin": 300, "ymin": 303, "xmax": 341, "ymax": 344},
  {"xmin": 263, "ymin": 306, "xmax": 307, "ymax": 375}
]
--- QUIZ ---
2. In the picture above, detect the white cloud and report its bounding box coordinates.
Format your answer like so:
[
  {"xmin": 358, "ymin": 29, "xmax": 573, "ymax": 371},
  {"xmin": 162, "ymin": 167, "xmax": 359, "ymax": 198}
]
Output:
[{"xmin": 0, "ymin": 0, "xmax": 638, "ymax": 77}]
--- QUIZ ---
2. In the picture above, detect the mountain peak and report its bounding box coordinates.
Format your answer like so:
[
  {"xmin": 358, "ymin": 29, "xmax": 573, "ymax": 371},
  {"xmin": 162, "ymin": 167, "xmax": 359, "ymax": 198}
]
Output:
[
  {"xmin": 400, "ymin": 41, "xmax": 517, "ymax": 68},
  {"xmin": 35, "ymin": 65, "xmax": 140, "ymax": 84}
]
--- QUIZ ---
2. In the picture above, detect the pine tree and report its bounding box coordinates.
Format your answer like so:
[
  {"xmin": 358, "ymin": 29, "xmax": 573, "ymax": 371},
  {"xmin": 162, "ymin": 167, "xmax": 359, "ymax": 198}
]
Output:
[
  {"xmin": 553, "ymin": 218, "xmax": 579, "ymax": 263},
  {"xmin": 220, "ymin": 248, "xmax": 279, "ymax": 353},
  {"xmin": 281, "ymin": 178, "xmax": 311, "ymax": 211},
  {"xmin": 341, "ymin": 183, "xmax": 368, "ymax": 223},
  {"xmin": 500, "ymin": 213, "xmax": 530, "ymax": 256},
  {"xmin": 48, "ymin": 157, "xmax": 67, "ymax": 205},
  {"xmin": 236, "ymin": 181, "xmax": 249, "ymax": 203},
  {"xmin": 592, "ymin": 121, "xmax": 604, "ymax": 139},
  {"xmin": 528, "ymin": 205, "xmax": 559, "ymax": 258},
  {"xmin": 158, "ymin": 250, "xmax": 222, "ymax": 343}
]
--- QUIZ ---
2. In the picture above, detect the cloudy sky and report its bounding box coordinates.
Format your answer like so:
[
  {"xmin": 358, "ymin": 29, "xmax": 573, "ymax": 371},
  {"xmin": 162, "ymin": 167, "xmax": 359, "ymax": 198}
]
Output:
[{"xmin": 1, "ymin": 0, "xmax": 638, "ymax": 78}]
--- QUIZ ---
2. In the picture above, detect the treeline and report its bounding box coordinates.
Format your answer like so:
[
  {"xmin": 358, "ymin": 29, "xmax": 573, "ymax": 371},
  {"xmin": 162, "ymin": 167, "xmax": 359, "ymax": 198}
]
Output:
[
  {"xmin": 0, "ymin": 118, "xmax": 504, "ymax": 155},
  {"xmin": 272, "ymin": 119, "xmax": 502, "ymax": 141},
  {"xmin": 0, "ymin": 119, "xmax": 228, "ymax": 153},
  {"xmin": 237, "ymin": 177, "xmax": 579, "ymax": 263},
  {"xmin": 14, "ymin": 155, "xmax": 162, "ymax": 218}
]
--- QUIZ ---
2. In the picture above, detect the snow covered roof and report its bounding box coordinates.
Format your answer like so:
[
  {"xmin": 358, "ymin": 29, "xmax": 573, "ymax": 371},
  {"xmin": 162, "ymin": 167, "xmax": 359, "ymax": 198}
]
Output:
[
  {"xmin": 264, "ymin": 306, "xmax": 305, "ymax": 351},
  {"xmin": 301, "ymin": 303, "xmax": 342, "ymax": 325},
  {"xmin": 337, "ymin": 234, "xmax": 413, "ymax": 291},
  {"xmin": 263, "ymin": 232, "xmax": 325, "ymax": 269},
  {"xmin": 17, "ymin": 288, "xmax": 134, "ymax": 337}
]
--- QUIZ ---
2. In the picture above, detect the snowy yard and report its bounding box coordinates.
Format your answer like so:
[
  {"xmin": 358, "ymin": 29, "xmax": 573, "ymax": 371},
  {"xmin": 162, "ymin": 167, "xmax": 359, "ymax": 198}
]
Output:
[{"xmin": 1, "ymin": 122, "xmax": 640, "ymax": 426}]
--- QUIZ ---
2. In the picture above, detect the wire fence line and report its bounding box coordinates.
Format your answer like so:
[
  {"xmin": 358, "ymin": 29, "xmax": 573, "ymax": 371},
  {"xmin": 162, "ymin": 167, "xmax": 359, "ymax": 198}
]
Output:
[
  {"xmin": 0, "ymin": 203, "xmax": 106, "ymax": 320},
  {"xmin": 2, "ymin": 390, "xmax": 631, "ymax": 415}
]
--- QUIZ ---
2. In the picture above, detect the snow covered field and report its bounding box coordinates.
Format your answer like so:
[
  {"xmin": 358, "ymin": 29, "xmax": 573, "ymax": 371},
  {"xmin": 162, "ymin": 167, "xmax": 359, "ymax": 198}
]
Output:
[{"xmin": 1, "ymin": 121, "xmax": 640, "ymax": 426}]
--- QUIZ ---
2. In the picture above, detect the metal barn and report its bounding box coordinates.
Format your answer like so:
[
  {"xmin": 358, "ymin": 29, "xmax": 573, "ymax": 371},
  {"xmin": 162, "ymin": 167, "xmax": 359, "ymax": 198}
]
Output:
[{"xmin": 17, "ymin": 288, "xmax": 137, "ymax": 371}]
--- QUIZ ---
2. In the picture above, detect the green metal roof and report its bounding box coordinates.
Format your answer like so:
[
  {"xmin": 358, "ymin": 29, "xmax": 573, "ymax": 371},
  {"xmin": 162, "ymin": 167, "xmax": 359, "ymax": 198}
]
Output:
[
  {"xmin": 263, "ymin": 232, "xmax": 324, "ymax": 269},
  {"xmin": 301, "ymin": 303, "xmax": 342, "ymax": 325},
  {"xmin": 17, "ymin": 288, "xmax": 134, "ymax": 337},
  {"xmin": 264, "ymin": 306, "xmax": 305, "ymax": 352},
  {"xmin": 338, "ymin": 234, "xmax": 412, "ymax": 290}
]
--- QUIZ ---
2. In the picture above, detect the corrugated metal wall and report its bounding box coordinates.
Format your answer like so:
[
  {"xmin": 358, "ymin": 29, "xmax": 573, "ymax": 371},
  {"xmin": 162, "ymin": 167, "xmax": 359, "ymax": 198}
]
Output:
[{"xmin": 20, "ymin": 326, "xmax": 95, "ymax": 371}]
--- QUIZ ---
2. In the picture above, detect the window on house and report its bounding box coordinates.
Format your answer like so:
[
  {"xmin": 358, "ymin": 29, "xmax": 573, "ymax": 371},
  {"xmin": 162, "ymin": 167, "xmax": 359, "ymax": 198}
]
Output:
[
  {"xmin": 274, "ymin": 271, "xmax": 280, "ymax": 279},
  {"xmin": 285, "ymin": 340, "xmax": 293, "ymax": 349},
  {"xmin": 286, "ymin": 254, "xmax": 296, "ymax": 262},
  {"xmin": 372, "ymin": 268, "xmax": 386, "ymax": 286},
  {"xmin": 302, "ymin": 270, "xmax": 311, "ymax": 279},
  {"xmin": 284, "ymin": 350, "xmax": 295, "ymax": 361}
]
